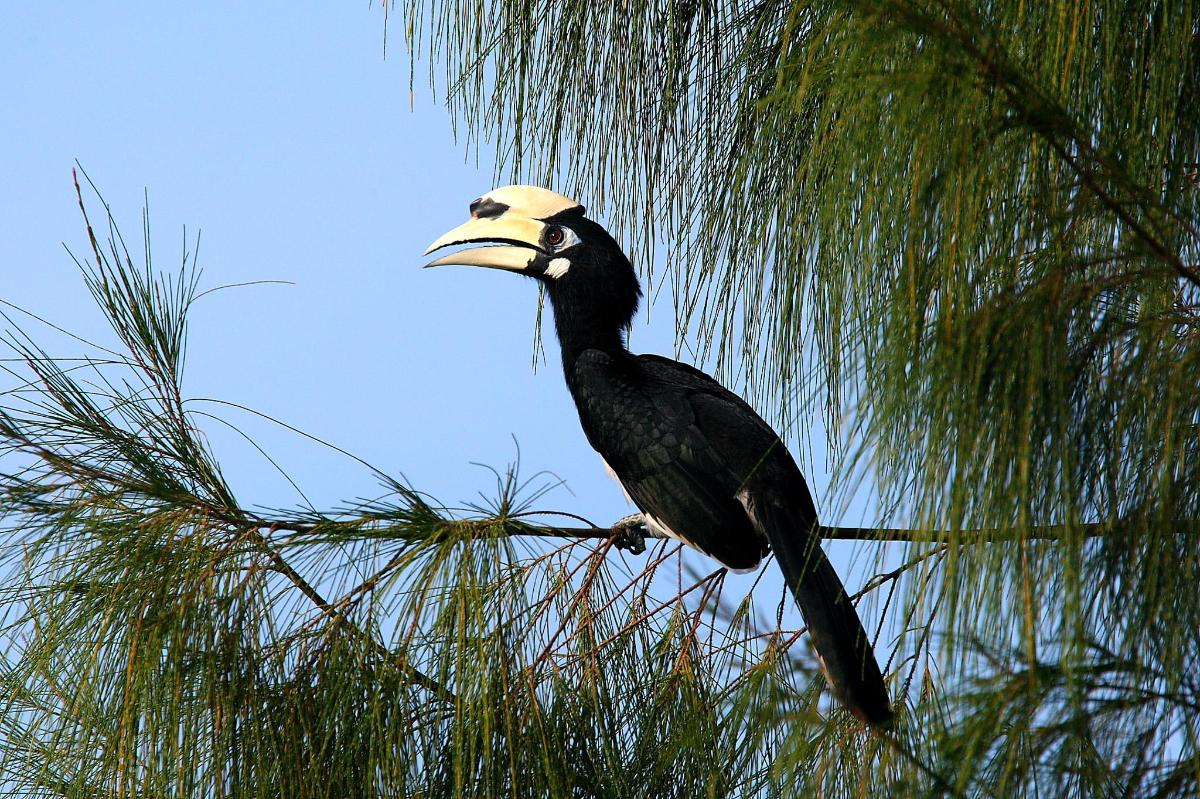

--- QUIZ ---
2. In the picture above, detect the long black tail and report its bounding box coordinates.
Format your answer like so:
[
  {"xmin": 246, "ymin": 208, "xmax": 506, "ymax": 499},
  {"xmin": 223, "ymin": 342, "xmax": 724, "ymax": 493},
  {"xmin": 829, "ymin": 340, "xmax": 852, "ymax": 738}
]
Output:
[{"xmin": 749, "ymin": 498, "xmax": 892, "ymax": 726}]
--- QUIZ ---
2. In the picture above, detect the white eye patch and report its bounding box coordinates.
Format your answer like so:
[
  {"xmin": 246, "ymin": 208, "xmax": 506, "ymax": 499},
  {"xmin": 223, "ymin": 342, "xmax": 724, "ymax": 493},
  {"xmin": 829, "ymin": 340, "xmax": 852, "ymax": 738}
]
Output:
[
  {"xmin": 545, "ymin": 257, "xmax": 571, "ymax": 279},
  {"xmin": 550, "ymin": 226, "xmax": 582, "ymax": 251}
]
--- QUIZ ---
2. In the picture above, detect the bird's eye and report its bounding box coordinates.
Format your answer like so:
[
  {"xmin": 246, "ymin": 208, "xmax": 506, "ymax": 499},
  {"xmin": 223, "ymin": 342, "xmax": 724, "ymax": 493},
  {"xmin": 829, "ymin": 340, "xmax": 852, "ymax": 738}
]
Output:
[{"xmin": 545, "ymin": 226, "xmax": 565, "ymax": 247}]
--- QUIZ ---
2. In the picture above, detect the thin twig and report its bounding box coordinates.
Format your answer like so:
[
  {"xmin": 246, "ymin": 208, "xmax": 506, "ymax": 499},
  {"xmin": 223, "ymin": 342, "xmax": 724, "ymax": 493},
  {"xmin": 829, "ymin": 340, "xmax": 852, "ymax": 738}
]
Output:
[{"xmin": 250, "ymin": 524, "xmax": 455, "ymax": 702}]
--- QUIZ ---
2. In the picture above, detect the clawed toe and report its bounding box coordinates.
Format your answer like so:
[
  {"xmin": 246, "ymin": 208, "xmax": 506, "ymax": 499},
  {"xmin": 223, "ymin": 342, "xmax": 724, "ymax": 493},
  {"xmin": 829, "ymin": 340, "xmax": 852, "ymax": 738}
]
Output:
[{"xmin": 610, "ymin": 514, "xmax": 648, "ymax": 555}]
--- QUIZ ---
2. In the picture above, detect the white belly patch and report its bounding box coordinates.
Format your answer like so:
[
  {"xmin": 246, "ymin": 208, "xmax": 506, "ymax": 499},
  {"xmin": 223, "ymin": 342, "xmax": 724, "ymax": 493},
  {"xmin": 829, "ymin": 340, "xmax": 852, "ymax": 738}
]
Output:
[{"xmin": 601, "ymin": 457, "xmax": 635, "ymax": 505}]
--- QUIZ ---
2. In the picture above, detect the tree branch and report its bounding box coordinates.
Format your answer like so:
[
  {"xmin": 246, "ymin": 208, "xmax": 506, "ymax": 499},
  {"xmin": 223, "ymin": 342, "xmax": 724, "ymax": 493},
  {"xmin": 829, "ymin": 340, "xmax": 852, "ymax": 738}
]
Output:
[
  {"xmin": 245, "ymin": 525, "xmax": 455, "ymax": 703},
  {"xmin": 255, "ymin": 514, "xmax": 1199, "ymax": 545},
  {"xmin": 886, "ymin": 0, "xmax": 1200, "ymax": 289},
  {"xmin": 519, "ymin": 520, "xmax": 1198, "ymax": 543}
]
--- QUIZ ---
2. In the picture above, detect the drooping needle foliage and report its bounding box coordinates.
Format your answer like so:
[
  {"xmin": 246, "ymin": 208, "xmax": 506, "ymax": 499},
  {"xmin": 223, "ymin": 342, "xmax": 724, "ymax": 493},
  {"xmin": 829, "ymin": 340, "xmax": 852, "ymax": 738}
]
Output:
[{"xmin": 397, "ymin": 0, "xmax": 1199, "ymax": 794}]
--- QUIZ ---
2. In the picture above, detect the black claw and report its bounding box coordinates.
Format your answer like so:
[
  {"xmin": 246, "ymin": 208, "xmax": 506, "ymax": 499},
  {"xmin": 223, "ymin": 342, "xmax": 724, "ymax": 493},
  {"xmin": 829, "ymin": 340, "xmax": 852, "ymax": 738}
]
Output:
[{"xmin": 610, "ymin": 517, "xmax": 648, "ymax": 555}]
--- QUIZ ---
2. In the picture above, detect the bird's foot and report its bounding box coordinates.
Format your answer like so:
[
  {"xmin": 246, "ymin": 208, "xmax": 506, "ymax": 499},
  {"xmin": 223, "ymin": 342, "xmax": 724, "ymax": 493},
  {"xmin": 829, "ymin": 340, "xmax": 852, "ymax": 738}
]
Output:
[{"xmin": 610, "ymin": 514, "xmax": 648, "ymax": 555}]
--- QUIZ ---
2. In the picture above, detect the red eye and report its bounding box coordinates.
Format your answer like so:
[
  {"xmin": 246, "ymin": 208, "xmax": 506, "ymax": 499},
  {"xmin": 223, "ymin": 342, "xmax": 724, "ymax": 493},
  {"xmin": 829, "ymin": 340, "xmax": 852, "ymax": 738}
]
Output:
[{"xmin": 545, "ymin": 226, "xmax": 565, "ymax": 246}]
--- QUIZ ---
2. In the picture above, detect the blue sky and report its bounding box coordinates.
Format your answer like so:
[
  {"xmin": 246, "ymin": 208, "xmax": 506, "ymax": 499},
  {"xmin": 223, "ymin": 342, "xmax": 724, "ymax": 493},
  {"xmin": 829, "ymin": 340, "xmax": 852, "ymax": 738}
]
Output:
[
  {"xmin": 1, "ymin": 3, "xmax": 883, "ymax": 614},
  {"xmin": 2, "ymin": 2, "xmax": 665, "ymax": 515}
]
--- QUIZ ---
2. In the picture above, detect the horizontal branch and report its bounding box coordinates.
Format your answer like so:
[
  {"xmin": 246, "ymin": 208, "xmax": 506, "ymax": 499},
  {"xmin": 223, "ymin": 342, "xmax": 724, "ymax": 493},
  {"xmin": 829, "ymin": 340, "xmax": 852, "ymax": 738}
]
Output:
[
  {"xmin": 254, "ymin": 514, "xmax": 1199, "ymax": 546},
  {"xmin": 518, "ymin": 520, "xmax": 1198, "ymax": 545}
]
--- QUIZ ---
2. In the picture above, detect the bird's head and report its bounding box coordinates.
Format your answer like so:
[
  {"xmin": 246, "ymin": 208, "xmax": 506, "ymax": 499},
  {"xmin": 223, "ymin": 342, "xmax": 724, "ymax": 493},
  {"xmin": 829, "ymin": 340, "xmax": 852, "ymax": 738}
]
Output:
[{"xmin": 424, "ymin": 185, "xmax": 641, "ymax": 339}]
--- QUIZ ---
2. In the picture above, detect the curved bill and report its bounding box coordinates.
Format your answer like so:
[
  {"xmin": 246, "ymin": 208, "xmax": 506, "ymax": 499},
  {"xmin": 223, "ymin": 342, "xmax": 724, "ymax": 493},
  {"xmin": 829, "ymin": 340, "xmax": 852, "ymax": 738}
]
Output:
[{"xmin": 424, "ymin": 245, "xmax": 537, "ymax": 271}]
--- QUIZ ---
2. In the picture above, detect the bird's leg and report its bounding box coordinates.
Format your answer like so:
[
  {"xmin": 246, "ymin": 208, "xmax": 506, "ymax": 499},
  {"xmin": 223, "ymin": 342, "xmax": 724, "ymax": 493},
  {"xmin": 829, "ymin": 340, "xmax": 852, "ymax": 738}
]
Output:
[{"xmin": 610, "ymin": 513, "xmax": 648, "ymax": 555}]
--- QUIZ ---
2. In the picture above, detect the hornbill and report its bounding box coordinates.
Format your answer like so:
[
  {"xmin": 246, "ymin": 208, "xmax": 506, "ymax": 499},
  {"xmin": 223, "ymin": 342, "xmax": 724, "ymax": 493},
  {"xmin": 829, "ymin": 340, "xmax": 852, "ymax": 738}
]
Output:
[{"xmin": 425, "ymin": 185, "xmax": 892, "ymax": 725}]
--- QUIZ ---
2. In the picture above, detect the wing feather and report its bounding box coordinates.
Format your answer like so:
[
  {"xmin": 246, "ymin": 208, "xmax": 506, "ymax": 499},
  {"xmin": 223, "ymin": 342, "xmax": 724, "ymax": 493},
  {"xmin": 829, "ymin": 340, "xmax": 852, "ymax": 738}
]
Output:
[{"xmin": 569, "ymin": 350, "xmax": 767, "ymax": 569}]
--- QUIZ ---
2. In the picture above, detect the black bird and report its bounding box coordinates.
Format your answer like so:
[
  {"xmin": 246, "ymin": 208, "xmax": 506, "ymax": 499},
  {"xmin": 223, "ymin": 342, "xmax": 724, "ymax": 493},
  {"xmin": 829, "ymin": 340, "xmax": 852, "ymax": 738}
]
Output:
[{"xmin": 425, "ymin": 186, "xmax": 892, "ymax": 725}]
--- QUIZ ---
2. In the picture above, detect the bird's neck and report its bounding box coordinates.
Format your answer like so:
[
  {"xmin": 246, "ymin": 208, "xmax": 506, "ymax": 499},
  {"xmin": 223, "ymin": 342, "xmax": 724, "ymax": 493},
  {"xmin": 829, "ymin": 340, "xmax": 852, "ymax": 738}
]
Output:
[
  {"xmin": 553, "ymin": 309, "xmax": 630, "ymax": 367},
  {"xmin": 547, "ymin": 288, "xmax": 632, "ymax": 368}
]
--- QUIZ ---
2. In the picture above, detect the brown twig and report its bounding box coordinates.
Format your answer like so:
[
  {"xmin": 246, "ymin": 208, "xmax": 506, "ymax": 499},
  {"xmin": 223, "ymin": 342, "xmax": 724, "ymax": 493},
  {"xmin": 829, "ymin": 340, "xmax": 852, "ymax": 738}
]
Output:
[
  {"xmin": 894, "ymin": 1, "xmax": 1200, "ymax": 290},
  {"xmin": 249, "ymin": 524, "xmax": 455, "ymax": 702}
]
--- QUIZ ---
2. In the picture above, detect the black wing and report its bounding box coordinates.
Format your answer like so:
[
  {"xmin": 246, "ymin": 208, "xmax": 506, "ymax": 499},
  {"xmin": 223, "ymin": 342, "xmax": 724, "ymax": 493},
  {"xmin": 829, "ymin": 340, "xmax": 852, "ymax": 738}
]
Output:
[
  {"xmin": 569, "ymin": 351, "xmax": 891, "ymax": 723},
  {"xmin": 636, "ymin": 353, "xmax": 819, "ymax": 522},
  {"xmin": 567, "ymin": 350, "xmax": 778, "ymax": 569}
]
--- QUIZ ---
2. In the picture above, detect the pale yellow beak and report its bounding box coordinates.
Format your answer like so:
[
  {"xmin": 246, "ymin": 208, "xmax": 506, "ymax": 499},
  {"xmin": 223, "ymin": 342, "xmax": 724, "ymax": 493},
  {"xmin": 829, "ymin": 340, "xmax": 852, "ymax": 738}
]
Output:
[{"xmin": 423, "ymin": 215, "xmax": 546, "ymax": 271}]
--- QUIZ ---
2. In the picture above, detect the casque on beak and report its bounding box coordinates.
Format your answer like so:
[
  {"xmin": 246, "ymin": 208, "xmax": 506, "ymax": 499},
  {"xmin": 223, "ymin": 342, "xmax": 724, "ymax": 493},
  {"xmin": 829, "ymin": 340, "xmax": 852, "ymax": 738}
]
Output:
[
  {"xmin": 422, "ymin": 215, "xmax": 545, "ymax": 272},
  {"xmin": 422, "ymin": 185, "xmax": 584, "ymax": 271}
]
